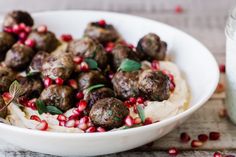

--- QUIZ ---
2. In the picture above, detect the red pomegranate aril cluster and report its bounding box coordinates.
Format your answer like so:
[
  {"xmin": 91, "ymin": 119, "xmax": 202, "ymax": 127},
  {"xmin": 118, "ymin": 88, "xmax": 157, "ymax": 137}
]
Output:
[
  {"xmin": 36, "ymin": 120, "xmax": 48, "ymax": 131},
  {"xmin": 209, "ymin": 132, "xmax": 220, "ymax": 140},
  {"xmin": 191, "ymin": 140, "xmax": 203, "ymax": 148},
  {"xmin": 61, "ymin": 34, "xmax": 73, "ymax": 42},
  {"xmin": 98, "ymin": 19, "xmax": 106, "ymax": 27},
  {"xmin": 151, "ymin": 60, "xmax": 160, "ymax": 71},
  {"xmin": 24, "ymin": 38, "xmax": 36, "ymax": 48},
  {"xmin": 174, "ymin": 5, "xmax": 183, "ymax": 13},
  {"xmin": 30, "ymin": 115, "xmax": 41, "ymax": 122},
  {"xmin": 43, "ymin": 77, "xmax": 53, "ymax": 87},
  {"xmin": 129, "ymin": 97, "xmax": 136, "ymax": 104},
  {"xmin": 27, "ymin": 99, "xmax": 37, "ymax": 110},
  {"xmin": 76, "ymin": 92, "xmax": 84, "ymax": 100},
  {"xmin": 68, "ymin": 79, "xmax": 78, "ymax": 89},
  {"xmin": 37, "ymin": 25, "xmax": 47, "ymax": 33},
  {"xmin": 168, "ymin": 147, "xmax": 179, "ymax": 156},
  {"xmin": 180, "ymin": 132, "xmax": 191, "ymax": 143},
  {"xmin": 55, "ymin": 77, "xmax": 64, "ymax": 85},
  {"xmin": 198, "ymin": 134, "xmax": 208, "ymax": 142}
]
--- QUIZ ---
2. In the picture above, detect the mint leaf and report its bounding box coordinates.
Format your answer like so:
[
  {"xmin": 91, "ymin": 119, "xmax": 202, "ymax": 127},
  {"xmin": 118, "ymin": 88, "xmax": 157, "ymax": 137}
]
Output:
[
  {"xmin": 36, "ymin": 100, "xmax": 47, "ymax": 115},
  {"xmin": 86, "ymin": 84, "xmax": 105, "ymax": 93},
  {"xmin": 118, "ymin": 59, "xmax": 141, "ymax": 72},
  {"xmin": 137, "ymin": 105, "xmax": 145, "ymax": 123},
  {"xmin": 85, "ymin": 58, "xmax": 98, "ymax": 69},
  {"xmin": 46, "ymin": 105, "xmax": 63, "ymax": 115}
]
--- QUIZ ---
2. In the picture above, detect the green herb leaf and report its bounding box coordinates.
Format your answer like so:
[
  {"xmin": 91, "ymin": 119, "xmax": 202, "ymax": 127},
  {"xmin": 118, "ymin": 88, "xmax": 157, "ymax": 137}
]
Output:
[
  {"xmin": 46, "ymin": 105, "xmax": 63, "ymax": 115},
  {"xmin": 137, "ymin": 105, "xmax": 145, "ymax": 123},
  {"xmin": 36, "ymin": 100, "xmax": 47, "ymax": 115},
  {"xmin": 86, "ymin": 84, "xmax": 105, "ymax": 93},
  {"xmin": 85, "ymin": 58, "xmax": 98, "ymax": 69},
  {"xmin": 118, "ymin": 59, "xmax": 141, "ymax": 72},
  {"xmin": 9, "ymin": 80, "xmax": 25, "ymax": 98}
]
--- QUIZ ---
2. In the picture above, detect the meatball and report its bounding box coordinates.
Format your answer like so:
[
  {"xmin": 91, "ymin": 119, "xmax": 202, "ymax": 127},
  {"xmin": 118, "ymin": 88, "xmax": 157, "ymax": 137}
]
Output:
[
  {"xmin": 28, "ymin": 30, "xmax": 59, "ymax": 52},
  {"xmin": 138, "ymin": 70, "xmax": 171, "ymax": 101},
  {"xmin": 0, "ymin": 32, "xmax": 16, "ymax": 61},
  {"xmin": 136, "ymin": 33, "xmax": 167, "ymax": 60},
  {"xmin": 67, "ymin": 37, "xmax": 108, "ymax": 69},
  {"xmin": 84, "ymin": 87, "xmax": 114, "ymax": 108},
  {"xmin": 112, "ymin": 44, "xmax": 140, "ymax": 70},
  {"xmin": 40, "ymin": 85, "xmax": 74, "ymax": 111},
  {"xmin": 3, "ymin": 10, "xmax": 34, "ymax": 28},
  {"xmin": 0, "ymin": 67, "xmax": 15, "ymax": 93},
  {"xmin": 0, "ymin": 95, "xmax": 7, "ymax": 118},
  {"xmin": 89, "ymin": 97, "xmax": 129, "ymax": 129},
  {"xmin": 84, "ymin": 22, "xmax": 119, "ymax": 44},
  {"xmin": 28, "ymin": 51, "xmax": 49, "ymax": 73},
  {"xmin": 17, "ymin": 76, "xmax": 43, "ymax": 98},
  {"xmin": 112, "ymin": 71, "xmax": 140, "ymax": 100},
  {"xmin": 42, "ymin": 53, "xmax": 74, "ymax": 80},
  {"xmin": 5, "ymin": 43, "xmax": 35, "ymax": 71},
  {"xmin": 77, "ymin": 70, "xmax": 108, "ymax": 90}
]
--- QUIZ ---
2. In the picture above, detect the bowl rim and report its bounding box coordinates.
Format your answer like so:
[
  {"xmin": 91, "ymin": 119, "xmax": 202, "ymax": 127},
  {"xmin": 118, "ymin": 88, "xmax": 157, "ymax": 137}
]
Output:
[{"xmin": 0, "ymin": 10, "xmax": 220, "ymax": 138}]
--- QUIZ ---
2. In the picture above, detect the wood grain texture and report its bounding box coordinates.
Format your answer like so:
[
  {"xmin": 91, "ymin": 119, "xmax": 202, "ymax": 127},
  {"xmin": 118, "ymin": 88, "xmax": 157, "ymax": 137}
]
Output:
[{"xmin": 0, "ymin": 0, "xmax": 234, "ymax": 156}]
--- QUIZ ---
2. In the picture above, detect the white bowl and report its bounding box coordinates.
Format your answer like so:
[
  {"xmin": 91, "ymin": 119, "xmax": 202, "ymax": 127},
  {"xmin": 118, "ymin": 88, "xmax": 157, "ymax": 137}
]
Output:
[{"xmin": 0, "ymin": 10, "xmax": 219, "ymax": 156}]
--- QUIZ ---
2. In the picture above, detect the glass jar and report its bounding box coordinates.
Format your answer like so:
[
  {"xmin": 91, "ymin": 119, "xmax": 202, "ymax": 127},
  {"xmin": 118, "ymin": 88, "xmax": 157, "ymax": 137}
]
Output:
[{"xmin": 225, "ymin": 7, "xmax": 236, "ymax": 124}]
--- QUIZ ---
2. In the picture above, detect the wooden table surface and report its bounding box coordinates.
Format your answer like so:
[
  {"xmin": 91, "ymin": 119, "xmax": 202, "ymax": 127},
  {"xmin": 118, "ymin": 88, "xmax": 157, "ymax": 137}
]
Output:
[{"xmin": 0, "ymin": 0, "xmax": 236, "ymax": 156}]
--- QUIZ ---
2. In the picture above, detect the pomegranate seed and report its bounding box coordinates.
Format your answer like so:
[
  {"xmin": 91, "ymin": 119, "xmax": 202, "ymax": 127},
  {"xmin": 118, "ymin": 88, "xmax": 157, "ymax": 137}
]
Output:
[
  {"xmin": 134, "ymin": 117, "xmax": 142, "ymax": 124},
  {"xmin": 218, "ymin": 108, "xmax": 227, "ymax": 118},
  {"xmin": 36, "ymin": 120, "xmax": 48, "ymax": 131},
  {"xmin": 105, "ymin": 42, "xmax": 115, "ymax": 52},
  {"xmin": 61, "ymin": 34, "xmax": 73, "ymax": 42},
  {"xmin": 44, "ymin": 77, "xmax": 53, "ymax": 87},
  {"xmin": 97, "ymin": 127, "xmax": 106, "ymax": 132},
  {"xmin": 144, "ymin": 117, "xmax": 153, "ymax": 125},
  {"xmin": 80, "ymin": 116, "xmax": 89, "ymax": 124},
  {"xmin": 108, "ymin": 72, "xmax": 114, "ymax": 79},
  {"xmin": 76, "ymin": 92, "xmax": 84, "ymax": 100},
  {"xmin": 77, "ymin": 100, "xmax": 87, "ymax": 111},
  {"xmin": 55, "ymin": 77, "xmax": 64, "ymax": 85},
  {"xmin": 124, "ymin": 101, "xmax": 132, "ymax": 108},
  {"xmin": 18, "ymin": 23, "xmax": 26, "ymax": 31},
  {"xmin": 18, "ymin": 97, "xmax": 29, "ymax": 106},
  {"xmin": 198, "ymin": 134, "xmax": 208, "ymax": 142},
  {"xmin": 37, "ymin": 25, "xmax": 47, "ymax": 33},
  {"xmin": 125, "ymin": 115, "xmax": 134, "ymax": 127},
  {"xmin": 151, "ymin": 60, "xmax": 160, "ymax": 70},
  {"xmin": 213, "ymin": 152, "xmax": 223, "ymax": 157},
  {"xmin": 129, "ymin": 97, "xmax": 136, "ymax": 104},
  {"xmin": 30, "ymin": 115, "xmax": 41, "ymax": 122},
  {"xmin": 68, "ymin": 114, "xmax": 79, "ymax": 120},
  {"xmin": 219, "ymin": 64, "xmax": 225, "ymax": 73},
  {"xmin": 170, "ymin": 82, "xmax": 176, "ymax": 92},
  {"xmin": 133, "ymin": 105, "xmax": 138, "ymax": 114},
  {"xmin": 86, "ymin": 126, "xmax": 96, "ymax": 133},
  {"xmin": 137, "ymin": 97, "xmax": 144, "ymax": 104},
  {"xmin": 12, "ymin": 24, "xmax": 21, "ymax": 34},
  {"xmin": 175, "ymin": 5, "xmax": 183, "ymax": 13},
  {"xmin": 209, "ymin": 132, "xmax": 220, "ymax": 140},
  {"xmin": 215, "ymin": 83, "xmax": 225, "ymax": 93},
  {"xmin": 3, "ymin": 27, "xmax": 13, "ymax": 33},
  {"xmin": 73, "ymin": 56, "xmax": 83, "ymax": 64},
  {"xmin": 98, "ymin": 19, "xmax": 106, "ymax": 27},
  {"xmin": 74, "ymin": 119, "xmax": 80, "ymax": 127},
  {"xmin": 59, "ymin": 120, "xmax": 66, "ymax": 126},
  {"xmin": 168, "ymin": 147, "xmax": 179, "ymax": 156},
  {"xmin": 128, "ymin": 44, "xmax": 134, "ymax": 49},
  {"xmin": 2, "ymin": 92, "xmax": 12, "ymax": 101},
  {"xmin": 168, "ymin": 73, "xmax": 174, "ymax": 82},
  {"xmin": 24, "ymin": 39, "xmax": 36, "ymax": 48},
  {"xmin": 191, "ymin": 140, "xmax": 203, "ymax": 148},
  {"xmin": 78, "ymin": 123, "xmax": 88, "ymax": 130},
  {"xmin": 25, "ymin": 26, "xmax": 31, "ymax": 33},
  {"xmin": 72, "ymin": 108, "xmax": 81, "ymax": 116},
  {"xmin": 68, "ymin": 79, "xmax": 78, "ymax": 89},
  {"xmin": 19, "ymin": 32, "xmax": 27, "ymax": 41},
  {"xmin": 180, "ymin": 132, "xmax": 191, "ymax": 143},
  {"xmin": 57, "ymin": 114, "xmax": 67, "ymax": 121},
  {"xmin": 27, "ymin": 101, "xmax": 37, "ymax": 110},
  {"xmin": 65, "ymin": 119, "xmax": 76, "ymax": 128},
  {"xmin": 80, "ymin": 62, "xmax": 89, "ymax": 72}
]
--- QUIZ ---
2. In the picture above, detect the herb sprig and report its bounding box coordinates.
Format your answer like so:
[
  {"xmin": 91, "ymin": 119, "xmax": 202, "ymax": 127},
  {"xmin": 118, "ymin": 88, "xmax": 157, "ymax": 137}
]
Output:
[{"xmin": 118, "ymin": 59, "xmax": 141, "ymax": 72}]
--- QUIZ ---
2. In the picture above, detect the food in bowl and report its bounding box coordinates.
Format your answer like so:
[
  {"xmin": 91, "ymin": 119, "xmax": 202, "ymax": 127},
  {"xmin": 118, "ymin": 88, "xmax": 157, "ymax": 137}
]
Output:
[{"xmin": 0, "ymin": 10, "xmax": 190, "ymax": 133}]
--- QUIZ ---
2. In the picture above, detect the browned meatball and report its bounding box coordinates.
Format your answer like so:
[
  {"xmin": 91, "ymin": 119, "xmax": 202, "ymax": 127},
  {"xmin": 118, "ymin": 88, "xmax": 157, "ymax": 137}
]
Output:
[
  {"xmin": 0, "ymin": 67, "xmax": 15, "ymax": 93},
  {"xmin": 0, "ymin": 95, "xmax": 7, "ymax": 118},
  {"xmin": 84, "ymin": 87, "xmax": 114, "ymax": 108},
  {"xmin": 40, "ymin": 85, "xmax": 74, "ymax": 111},
  {"xmin": 28, "ymin": 30, "xmax": 59, "ymax": 52},
  {"xmin": 136, "ymin": 33, "xmax": 167, "ymax": 60},
  {"xmin": 89, "ymin": 97, "xmax": 129, "ymax": 129},
  {"xmin": 138, "ymin": 70, "xmax": 171, "ymax": 101},
  {"xmin": 112, "ymin": 44, "xmax": 140, "ymax": 70},
  {"xmin": 84, "ymin": 22, "xmax": 119, "ymax": 44},
  {"xmin": 77, "ymin": 70, "xmax": 108, "ymax": 90},
  {"xmin": 67, "ymin": 37, "xmax": 108, "ymax": 69},
  {"xmin": 5, "ymin": 43, "xmax": 35, "ymax": 71},
  {"xmin": 0, "ymin": 32, "xmax": 16, "ymax": 61},
  {"xmin": 42, "ymin": 53, "xmax": 74, "ymax": 80},
  {"xmin": 28, "ymin": 51, "xmax": 49, "ymax": 73},
  {"xmin": 112, "ymin": 71, "xmax": 140, "ymax": 100},
  {"xmin": 17, "ymin": 76, "xmax": 43, "ymax": 98},
  {"xmin": 3, "ymin": 10, "xmax": 34, "ymax": 28}
]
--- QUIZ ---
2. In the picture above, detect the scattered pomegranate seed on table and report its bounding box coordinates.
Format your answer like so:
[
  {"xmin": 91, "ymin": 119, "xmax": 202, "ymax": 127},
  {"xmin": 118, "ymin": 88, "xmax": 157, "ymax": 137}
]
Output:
[
  {"xmin": 209, "ymin": 132, "xmax": 220, "ymax": 140},
  {"xmin": 125, "ymin": 115, "xmax": 134, "ymax": 127},
  {"xmin": 198, "ymin": 134, "xmax": 208, "ymax": 142},
  {"xmin": 174, "ymin": 5, "xmax": 184, "ymax": 13},
  {"xmin": 219, "ymin": 64, "xmax": 225, "ymax": 73},
  {"xmin": 68, "ymin": 79, "xmax": 78, "ymax": 89},
  {"xmin": 37, "ymin": 25, "xmax": 47, "ymax": 33},
  {"xmin": 30, "ymin": 115, "xmax": 41, "ymax": 122},
  {"xmin": 55, "ymin": 77, "xmax": 64, "ymax": 85},
  {"xmin": 180, "ymin": 132, "xmax": 191, "ymax": 143},
  {"xmin": 168, "ymin": 147, "xmax": 179, "ymax": 156},
  {"xmin": 98, "ymin": 19, "xmax": 106, "ymax": 27},
  {"xmin": 24, "ymin": 38, "xmax": 36, "ymax": 48},
  {"xmin": 36, "ymin": 120, "xmax": 48, "ymax": 131},
  {"xmin": 213, "ymin": 152, "xmax": 223, "ymax": 157},
  {"xmin": 191, "ymin": 140, "xmax": 203, "ymax": 148},
  {"xmin": 43, "ymin": 77, "xmax": 53, "ymax": 87},
  {"xmin": 61, "ymin": 34, "xmax": 73, "ymax": 42}
]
